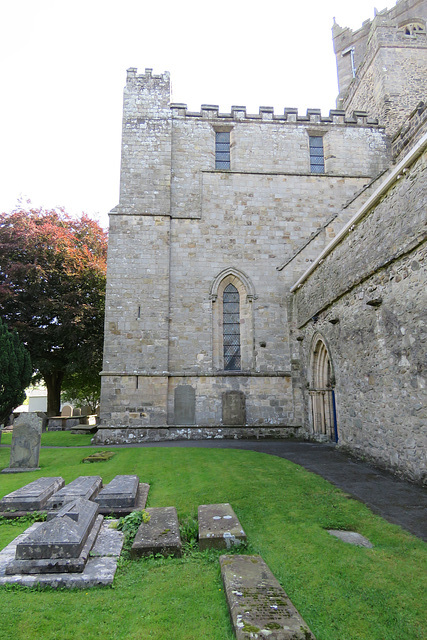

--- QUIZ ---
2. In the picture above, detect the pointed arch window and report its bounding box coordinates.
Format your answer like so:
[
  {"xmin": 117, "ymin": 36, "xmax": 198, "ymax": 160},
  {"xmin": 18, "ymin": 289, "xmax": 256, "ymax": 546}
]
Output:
[{"xmin": 223, "ymin": 283, "xmax": 241, "ymax": 370}]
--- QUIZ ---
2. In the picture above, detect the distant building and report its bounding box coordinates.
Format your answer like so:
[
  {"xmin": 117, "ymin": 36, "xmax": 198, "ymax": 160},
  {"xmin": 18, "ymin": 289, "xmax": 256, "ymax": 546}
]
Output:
[{"xmin": 97, "ymin": 0, "xmax": 427, "ymax": 484}]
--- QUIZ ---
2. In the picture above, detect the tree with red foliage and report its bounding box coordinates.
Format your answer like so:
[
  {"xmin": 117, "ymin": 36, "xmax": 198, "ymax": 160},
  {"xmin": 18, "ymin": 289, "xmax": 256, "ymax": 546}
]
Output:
[{"xmin": 0, "ymin": 207, "xmax": 107, "ymax": 416}]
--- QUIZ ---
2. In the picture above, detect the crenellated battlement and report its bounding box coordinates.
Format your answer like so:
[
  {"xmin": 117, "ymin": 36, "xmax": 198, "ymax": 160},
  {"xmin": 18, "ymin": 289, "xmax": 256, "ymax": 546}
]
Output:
[
  {"xmin": 126, "ymin": 67, "xmax": 170, "ymax": 83},
  {"xmin": 169, "ymin": 104, "xmax": 380, "ymax": 126}
]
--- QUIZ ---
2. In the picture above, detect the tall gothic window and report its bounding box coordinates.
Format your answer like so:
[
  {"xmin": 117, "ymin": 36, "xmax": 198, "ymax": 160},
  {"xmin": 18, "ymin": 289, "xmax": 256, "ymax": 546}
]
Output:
[{"xmin": 223, "ymin": 283, "xmax": 241, "ymax": 370}]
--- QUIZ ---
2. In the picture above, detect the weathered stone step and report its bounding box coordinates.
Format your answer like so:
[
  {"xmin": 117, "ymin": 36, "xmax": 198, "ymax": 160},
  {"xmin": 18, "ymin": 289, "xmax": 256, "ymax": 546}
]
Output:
[
  {"xmin": 198, "ymin": 503, "xmax": 246, "ymax": 550},
  {"xmin": 220, "ymin": 555, "xmax": 316, "ymax": 639},
  {"xmin": 0, "ymin": 477, "xmax": 64, "ymax": 513},
  {"xmin": 131, "ymin": 507, "xmax": 182, "ymax": 558},
  {"xmin": 45, "ymin": 476, "xmax": 102, "ymax": 509}
]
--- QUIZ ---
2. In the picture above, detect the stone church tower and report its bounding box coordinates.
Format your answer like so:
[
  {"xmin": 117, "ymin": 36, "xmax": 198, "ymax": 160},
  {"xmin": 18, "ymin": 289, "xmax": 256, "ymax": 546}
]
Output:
[{"xmin": 97, "ymin": 0, "xmax": 426, "ymax": 484}]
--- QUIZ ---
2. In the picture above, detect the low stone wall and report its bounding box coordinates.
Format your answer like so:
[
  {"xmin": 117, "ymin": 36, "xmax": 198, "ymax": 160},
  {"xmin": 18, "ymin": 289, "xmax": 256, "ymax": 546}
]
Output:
[{"xmin": 92, "ymin": 425, "xmax": 301, "ymax": 445}]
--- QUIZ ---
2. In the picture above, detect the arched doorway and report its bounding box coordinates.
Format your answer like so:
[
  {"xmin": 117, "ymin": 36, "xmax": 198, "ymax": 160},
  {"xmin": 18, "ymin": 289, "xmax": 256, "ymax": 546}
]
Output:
[{"xmin": 309, "ymin": 335, "xmax": 338, "ymax": 441}]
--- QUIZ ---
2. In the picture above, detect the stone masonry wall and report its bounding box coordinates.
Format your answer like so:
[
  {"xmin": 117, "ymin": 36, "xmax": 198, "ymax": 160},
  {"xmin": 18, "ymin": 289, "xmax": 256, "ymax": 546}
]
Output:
[
  {"xmin": 101, "ymin": 66, "xmax": 391, "ymax": 432},
  {"xmin": 293, "ymin": 147, "xmax": 427, "ymax": 483}
]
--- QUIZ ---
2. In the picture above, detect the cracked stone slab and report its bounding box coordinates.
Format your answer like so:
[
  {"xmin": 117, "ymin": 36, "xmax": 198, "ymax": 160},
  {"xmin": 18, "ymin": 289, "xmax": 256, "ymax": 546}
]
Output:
[
  {"xmin": 45, "ymin": 476, "xmax": 102, "ymax": 510},
  {"xmin": 0, "ymin": 477, "xmax": 64, "ymax": 512},
  {"xmin": 327, "ymin": 530, "xmax": 374, "ymax": 548},
  {"xmin": 131, "ymin": 507, "xmax": 182, "ymax": 558},
  {"xmin": 0, "ymin": 521, "xmax": 124, "ymax": 588},
  {"xmin": 198, "ymin": 503, "xmax": 246, "ymax": 550},
  {"xmin": 220, "ymin": 555, "xmax": 316, "ymax": 639}
]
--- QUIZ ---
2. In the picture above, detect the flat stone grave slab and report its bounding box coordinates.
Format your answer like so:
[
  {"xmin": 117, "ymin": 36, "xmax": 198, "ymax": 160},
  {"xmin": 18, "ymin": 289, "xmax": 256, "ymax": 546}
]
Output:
[
  {"xmin": 45, "ymin": 476, "xmax": 102, "ymax": 509},
  {"xmin": 0, "ymin": 519, "xmax": 124, "ymax": 588},
  {"xmin": 220, "ymin": 555, "xmax": 316, "ymax": 639},
  {"xmin": 327, "ymin": 530, "xmax": 373, "ymax": 548},
  {"xmin": 131, "ymin": 507, "xmax": 182, "ymax": 558},
  {"xmin": 94, "ymin": 474, "xmax": 140, "ymax": 511},
  {"xmin": 0, "ymin": 477, "xmax": 64, "ymax": 514},
  {"xmin": 6, "ymin": 498, "xmax": 100, "ymax": 575},
  {"xmin": 198, "ymin": 503, "xmax": 246, "ymax": 550}
]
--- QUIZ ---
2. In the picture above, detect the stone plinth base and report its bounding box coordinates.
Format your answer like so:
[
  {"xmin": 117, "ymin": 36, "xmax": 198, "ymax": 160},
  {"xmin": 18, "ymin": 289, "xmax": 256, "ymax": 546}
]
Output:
[{"xmin": 92, "ymin": 425, "xmax": 301, "ymax": 445}]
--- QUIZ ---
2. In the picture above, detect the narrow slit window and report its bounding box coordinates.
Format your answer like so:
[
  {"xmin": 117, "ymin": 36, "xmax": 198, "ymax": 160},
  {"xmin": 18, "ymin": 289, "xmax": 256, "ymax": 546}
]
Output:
[
  {"xmin": 216, "ymin": 131, "xmax": 230, "ymax": 170},
  {"xmin": 309, "ymin": 136, "xmax": 325, "ymax": 174},
  {"xmin": 223, "ymin": 283, "xmax": 241, "ymax": 370}
]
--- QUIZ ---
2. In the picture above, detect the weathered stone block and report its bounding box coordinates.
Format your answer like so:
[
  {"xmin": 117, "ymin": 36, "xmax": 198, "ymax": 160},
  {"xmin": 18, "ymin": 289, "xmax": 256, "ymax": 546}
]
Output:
[
  {"xmin": 45, "ymin": 476, "xmax": 102, "ymax": 510},
  {"xmin": 16, "ymin": 498, "xmax": 99, "ymax": 560},
  {"xmin": 131, "ymin": 507, "xmax": 182, "ymax": 558},
  {"xmin": 0, "ymin": 519, "xmax": 124, "ymax": 587},
  {"xmin": 0, "ymin": 477, "xmax": 64, "ymax": 512},
  {"xmin": 94, "ymin": 475, "xmax": 140, "ymax": 509},
  {"xmin": 174, "ymin": 385, "xmax": 196, "ymax": 425},
  {"xmin": 220, "ymin": 555, "xmax": 316, "ymax": 639},
  {"xmin": 198, "ymin": 503, "xmax": 246, "ymax": 550},
  {"xmin": 222, "ymin": 391, "xmax": 246, "ymax": 426}
]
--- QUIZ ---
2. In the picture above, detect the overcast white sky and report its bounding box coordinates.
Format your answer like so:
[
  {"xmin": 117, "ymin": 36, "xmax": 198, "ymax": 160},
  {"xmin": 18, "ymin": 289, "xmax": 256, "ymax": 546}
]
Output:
[{"xmin": 0, "ymin": 0, "xmax": 389, "ymax": 228}]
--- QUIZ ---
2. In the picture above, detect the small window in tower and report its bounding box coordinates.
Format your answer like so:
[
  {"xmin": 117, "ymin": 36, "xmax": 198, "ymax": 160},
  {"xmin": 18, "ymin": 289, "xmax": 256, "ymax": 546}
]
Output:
[
  {"xmin": 223, "ymin": 283, "xmax": 241, "ymax": 370},
  {"xmin": 309, "ymin": 136, "xmax": 325, "ymax": 174},
  {"xmin": 216, "ymin": 131, "xmax": 230, "ymax": 170}
]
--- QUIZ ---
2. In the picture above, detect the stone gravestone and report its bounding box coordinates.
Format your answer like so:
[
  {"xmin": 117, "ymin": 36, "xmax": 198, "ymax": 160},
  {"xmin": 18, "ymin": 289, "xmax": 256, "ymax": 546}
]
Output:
[
  {"xmin": 222, "ymin": 391, "xmax": 246, "ymax": 426},
  {"xmin": 2, "ymin": 413, "xmax": 42, "ymax": 473},
  {"xmin": 0, "ymin": 477, "xmax": 65, "ymax": 513},
  {"xmin": 131, "ymin": 507, "xmax": 182, "ymax": 558},
  {"xmin": 45, "ymin": 476, "xmax": 102, "ymax": 510},
  {"xmin": 198, "ymin": 503, "xmax": 247, "ymax": 550},
  {"xmin": 174, "ymin": 385, "xmax": 196, "ymax": 425},
  {"xmin": 220, "ymin": 555, "xmax": 317, "ymax": 639}
]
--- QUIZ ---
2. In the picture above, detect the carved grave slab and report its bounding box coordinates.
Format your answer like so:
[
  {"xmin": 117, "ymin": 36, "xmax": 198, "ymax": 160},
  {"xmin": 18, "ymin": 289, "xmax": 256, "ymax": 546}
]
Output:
[
  {"xmin": 131, "ymin": 507, "xmax": 182, "ymax": 558},
  {"xmin": 198, "ymin": 503, "xmax": 246, "ymax": 550},
  {"xmin": 220, "ymin": 555, "xmax": 316, "ymax": 639},
  {"xmin": 0, "ymin": 477, "xmax": 64, "ymax": 513},
  {"xmin": 45, "ymin": 476, "xmax": 102, "ymax": 510},
  {"xmin": 6, "ymin": 498, "xmax": 101, "ymax": 574}
]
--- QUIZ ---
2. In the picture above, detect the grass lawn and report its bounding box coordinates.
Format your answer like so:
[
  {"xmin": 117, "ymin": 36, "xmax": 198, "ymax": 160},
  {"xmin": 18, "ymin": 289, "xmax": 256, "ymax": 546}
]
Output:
[
  {"xmin": 0, "ymin": 430, "xmax": 93, "ymax": 447},
  {"xmin": 0, "ymin": 445, "xmax": 425, "ymax": 640}
]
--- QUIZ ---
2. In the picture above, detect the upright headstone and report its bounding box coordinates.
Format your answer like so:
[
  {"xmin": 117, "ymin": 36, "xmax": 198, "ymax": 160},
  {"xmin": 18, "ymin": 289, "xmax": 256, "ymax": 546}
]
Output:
[
  {"xmin": 61, "ymin": 405, "xmax": 73, "ymax": 417},
  {"xmin": 2, "ymin": 413, "xmax": 42, "ymax": 473},
  {"xmin": 222, "ymin": 391, "xmax": 246, "ymax": 425},
  {"xmin": 174, "ymin": 385, "xmax": 196, "ymax": 425}
]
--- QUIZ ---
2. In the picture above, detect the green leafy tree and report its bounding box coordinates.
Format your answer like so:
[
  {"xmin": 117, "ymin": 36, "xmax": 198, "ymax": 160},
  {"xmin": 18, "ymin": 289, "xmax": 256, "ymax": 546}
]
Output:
[
  {"xmin": 0, "ymin": 317, "xmax": 32, "ymax": 426},
  {"xmin": 61, "ymin": 369, "xmax": 101, "ymax": 414},
  {"xmin": 0, "ymin": 207, "xmax": 107, "ymax": 416}
]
